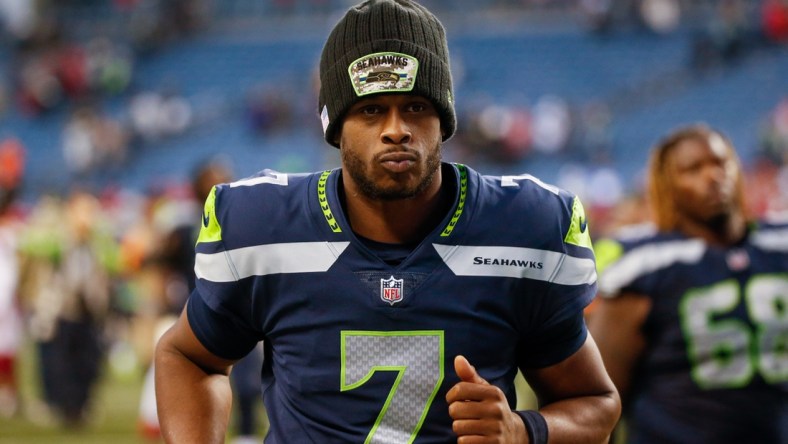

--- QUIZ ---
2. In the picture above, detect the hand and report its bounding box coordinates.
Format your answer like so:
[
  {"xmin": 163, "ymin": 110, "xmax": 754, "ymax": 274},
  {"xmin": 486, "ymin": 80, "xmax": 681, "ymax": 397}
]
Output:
[{"xmin": 445, "ymin": 355, "xmax": 528, "ymax": 443}]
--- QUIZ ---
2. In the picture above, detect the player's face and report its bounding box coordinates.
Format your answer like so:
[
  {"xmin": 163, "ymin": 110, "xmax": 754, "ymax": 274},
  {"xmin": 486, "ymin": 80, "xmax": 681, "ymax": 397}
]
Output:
[
  {"xmin": 338, "ymin": 94, "xmax": 443, "ymax": 200},
  {"xmin": 667, "ymin": 134, "xmax": 739, "ymax": 224}
]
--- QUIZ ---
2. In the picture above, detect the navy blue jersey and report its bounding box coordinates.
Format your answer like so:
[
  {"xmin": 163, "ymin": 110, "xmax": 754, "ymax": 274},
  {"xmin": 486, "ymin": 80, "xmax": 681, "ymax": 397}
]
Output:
[
  {"xmin": 188, "ymin": 163, "xmax": 597, "ymax": 443},
  {"xmin": 597, "ymin": 223, "xmax": 788, "ymax": 444}
]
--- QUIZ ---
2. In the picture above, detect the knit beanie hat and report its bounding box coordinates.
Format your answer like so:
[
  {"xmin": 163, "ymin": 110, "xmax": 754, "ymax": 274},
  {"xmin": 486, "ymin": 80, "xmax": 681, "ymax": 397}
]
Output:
[{"xmin": 318, "ymin": 0, "xmax": 456, "ymax": 148}]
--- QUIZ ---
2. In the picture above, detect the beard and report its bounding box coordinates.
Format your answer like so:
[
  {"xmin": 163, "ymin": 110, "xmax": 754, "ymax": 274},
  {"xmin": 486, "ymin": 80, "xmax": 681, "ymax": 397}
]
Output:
[
  {"xmin": 706, "ymin": 209, "xmax": 733, "ymax": 232},
  {"xmin": 341, "ymin": 142, "xmax": 442, "ymax": 201}
]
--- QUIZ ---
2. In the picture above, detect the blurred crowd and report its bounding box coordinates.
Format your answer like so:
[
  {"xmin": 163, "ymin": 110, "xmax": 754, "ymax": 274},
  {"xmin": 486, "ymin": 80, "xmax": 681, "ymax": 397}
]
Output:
[
  {"xmin": 0, "ymin": 150, "xmax": 241, "ymax": 437},
  {"xmin": 0, "ymin": 0, "xmax": 785, "ymax": 190}
]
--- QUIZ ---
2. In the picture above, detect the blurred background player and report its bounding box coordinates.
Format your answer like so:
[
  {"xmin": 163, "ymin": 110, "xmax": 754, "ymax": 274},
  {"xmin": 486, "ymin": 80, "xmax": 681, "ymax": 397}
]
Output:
[
  {"xmin": 588, "ymin": 123, "xmax": 788, "ymax": 443},
  {"xmin": 137, "ymin": 156, "xmax": 265, "ymax": 442},
  {"xmin": 17, "ymin": 188, "xmax": 118, "ymax": 428}
]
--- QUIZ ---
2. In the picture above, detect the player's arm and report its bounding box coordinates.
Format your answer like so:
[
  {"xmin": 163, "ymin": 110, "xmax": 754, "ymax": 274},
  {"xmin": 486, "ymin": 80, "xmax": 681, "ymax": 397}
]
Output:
[
  {"xmin": 586, "ymin": 291, "xmax": 650, "ymax": 400},
  {"xmin": 154, "ymin": 306, "xmax": 237, "ymax": 444},
  {"xmin": 522, "ymin": 333, "xmax": 621, "ymax": 443},
  {"xmin": 447, "ymin": 335, "xmax": 620, "ymax": 443}
]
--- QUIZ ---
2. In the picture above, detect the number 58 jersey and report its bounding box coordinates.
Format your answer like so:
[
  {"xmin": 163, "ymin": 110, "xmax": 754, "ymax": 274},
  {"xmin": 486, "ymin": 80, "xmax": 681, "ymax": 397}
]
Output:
[
  {"xmin": 187, "ymin": 163, "xmax": 598, "ymax": 443},
  {"xmin": 596, "ymin": 223, "xmax": 788, "ymax": 443}
]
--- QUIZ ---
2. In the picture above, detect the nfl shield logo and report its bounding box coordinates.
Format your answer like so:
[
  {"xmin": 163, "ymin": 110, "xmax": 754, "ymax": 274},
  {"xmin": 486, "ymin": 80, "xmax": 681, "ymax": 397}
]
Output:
[{"xmin": 380, "ymin": 276, "xmax": 404, "ymax": 305}]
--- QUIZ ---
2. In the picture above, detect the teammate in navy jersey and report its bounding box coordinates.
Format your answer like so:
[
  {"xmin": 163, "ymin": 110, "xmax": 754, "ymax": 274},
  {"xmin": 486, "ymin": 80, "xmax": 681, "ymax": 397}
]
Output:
[
  {"xmin": 154, "ymin": 1, "xmax": 621, "ymax": 442},
  {"xmin": 588, "ymin": 124, "xmax": 788, "ymax": 443}
]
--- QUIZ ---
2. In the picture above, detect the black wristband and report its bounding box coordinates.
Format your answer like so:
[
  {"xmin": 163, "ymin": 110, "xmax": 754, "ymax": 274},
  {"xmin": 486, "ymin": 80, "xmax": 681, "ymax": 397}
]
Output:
[{"xmin": 515, "ymin": 410, "xmax": 548, "ymax": 444}]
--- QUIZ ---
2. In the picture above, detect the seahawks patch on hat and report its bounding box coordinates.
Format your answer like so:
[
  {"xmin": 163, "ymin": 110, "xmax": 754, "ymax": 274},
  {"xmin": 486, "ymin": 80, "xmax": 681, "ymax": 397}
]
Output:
[{"xmin": 348, "ymin": 52, "xmax": 419, "ymax": 97}]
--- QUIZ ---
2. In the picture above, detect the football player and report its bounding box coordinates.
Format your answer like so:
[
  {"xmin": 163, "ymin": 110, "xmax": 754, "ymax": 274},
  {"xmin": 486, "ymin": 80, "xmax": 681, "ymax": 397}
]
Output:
[
  {"xmin": 589, "ymin": 124, "xmax": 788, "ymax": 443},
  {"xmin": 155, "ymin": 1, "xmax": 621, "ymax": 442}
]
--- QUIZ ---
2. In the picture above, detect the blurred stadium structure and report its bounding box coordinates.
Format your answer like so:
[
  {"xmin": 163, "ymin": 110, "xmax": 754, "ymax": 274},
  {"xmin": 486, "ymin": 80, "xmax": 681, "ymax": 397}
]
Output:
[{"xmin": 0, "ymin": 0, "xmax": 787, "ymax": 215}]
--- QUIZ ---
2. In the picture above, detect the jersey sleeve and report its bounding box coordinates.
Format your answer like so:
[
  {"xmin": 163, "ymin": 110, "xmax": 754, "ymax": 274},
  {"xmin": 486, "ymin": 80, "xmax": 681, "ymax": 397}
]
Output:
[
  {"xmin": 519, "ymin": 310, "xmax": 588, "ymax": 369},
  {"xmin": 187, "ymin": 184, "xmax": 263, "ymax": 360},
  {"xmin": 595, "ymin": 226, "xmax": 675, "ymax": 299},
  {"xmin": 187, "ymin": 288, "xmax": 261, "ymax": 360},
  {"xmin": 519, "ymin": 192, "xmax": 596, "ymax": 368}
]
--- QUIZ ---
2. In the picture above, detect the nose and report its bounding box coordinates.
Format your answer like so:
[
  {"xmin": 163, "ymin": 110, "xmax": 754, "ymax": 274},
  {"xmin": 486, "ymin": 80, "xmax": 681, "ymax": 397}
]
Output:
[
  {"xmin": 380, "ymin": 109, "xmax": 412, "ymax": 145},
  {"xmin": 704, "ymin": 162, "xmax": 726, "ymax": 185}
]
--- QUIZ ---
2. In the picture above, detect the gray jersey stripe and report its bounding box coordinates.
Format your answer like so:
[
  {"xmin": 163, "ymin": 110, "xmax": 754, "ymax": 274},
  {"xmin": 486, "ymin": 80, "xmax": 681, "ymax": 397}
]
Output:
[
  {"xmin": 598, "ymin": 239, "xmax": 706, "ymax": 296},
  {"xmin": 432, "ymin": 244, "xmax": 596, "ymax": 286},
  {"xmin": 195, "ymin": 241, "xmax": 351, "ymax": 282},
  {"xmin": 751, "ymin": 228, "xmax": 788, "ymax": 252}
]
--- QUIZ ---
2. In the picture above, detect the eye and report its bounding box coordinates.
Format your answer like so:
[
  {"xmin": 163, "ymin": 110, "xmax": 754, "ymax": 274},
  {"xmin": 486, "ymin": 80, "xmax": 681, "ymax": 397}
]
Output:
[
  {"xmin": 407, "ymin": 101, "xmax": 432, "ymax": 113},
  {"xmin": 686, "ymin": 162, "xmax": 703, "ymax": 173},
  {"xmin": 359, "ymin": 104, "xmax": 383, "ymax": 116}
]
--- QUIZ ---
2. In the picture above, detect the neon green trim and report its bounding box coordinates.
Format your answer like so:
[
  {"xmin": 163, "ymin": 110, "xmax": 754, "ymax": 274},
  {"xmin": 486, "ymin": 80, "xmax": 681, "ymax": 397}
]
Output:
[
  {"xmin": 318, "ymin": 171, "xmax": 342, "ymax": 233},
  {"xmin": 593, "ymin": 238, "xmax": 623, "ymax": 274},
  {"xmin": 196, "ymin": 186, "xmax": 222, "ymax": 245},
  {"xmin": 441, "ymin": 164, "xmax": 467, "ymax": 237},
  {"xmin": 340, "ymin": 330, "xmax": 445, "ymax": 444},
  {"xmin": 564, "ymin": 196, "xmax": 593, "ymax": 250}
]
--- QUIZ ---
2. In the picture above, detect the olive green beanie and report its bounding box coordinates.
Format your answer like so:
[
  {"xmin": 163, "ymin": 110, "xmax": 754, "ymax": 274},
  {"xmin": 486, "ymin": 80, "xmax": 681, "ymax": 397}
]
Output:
[{"xmin": 318, "ymin": 0, "xmax": 456, "ymax": 147}]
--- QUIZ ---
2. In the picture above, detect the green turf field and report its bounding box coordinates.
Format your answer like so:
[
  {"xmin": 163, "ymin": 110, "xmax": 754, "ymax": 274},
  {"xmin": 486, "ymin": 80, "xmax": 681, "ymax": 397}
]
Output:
[
  {"xmin": 0, "ymin": 338, "xmax": 151, "ymax": 444},
  {"xmin": 0, "ymin": 337, "xmax": 270, "ymax": 444}
]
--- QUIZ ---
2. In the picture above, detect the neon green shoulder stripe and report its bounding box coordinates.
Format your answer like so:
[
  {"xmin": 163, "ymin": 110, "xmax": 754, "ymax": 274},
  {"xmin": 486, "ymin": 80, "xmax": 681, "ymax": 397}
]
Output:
[
  {"xmin": 196, "ymin": 186, "xmax": 222, "ymax": 245},
  {"xmin": 564, "ymin": 196, "xmax": 593, "ymax": 250},
  {"xmin": 593, "ymin": 238, "xmax": 624, "ymax": 274}
]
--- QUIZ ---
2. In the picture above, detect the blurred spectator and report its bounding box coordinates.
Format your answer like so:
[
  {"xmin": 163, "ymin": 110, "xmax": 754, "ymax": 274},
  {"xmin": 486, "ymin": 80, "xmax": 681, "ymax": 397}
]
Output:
[
  {"xmin": 128, "ymin": 0, "xmax": 209, "ymax": 53},
  {"xmin": 0, "ymin": 138, "xmax": 24, "ymax": 419},
  {"xmin": 62, "ymin": 105, "xmax": 130, "ymax": 178},
  {"xmin": 762, "ymin": 0, "xmax": 788, "ymax": 43},
  {"xmin": 0, "ymin": 137, "xmax": 25, "ymax": 191},
  {"xmin": 576, "ymin": 100, "xmax": 613, "ymax": 162},
  {"xmin": 62, "ymin": 106, "xmax": 98, "ymax": 176},
  {"xmin": 85, "ymin": 37, "xmax": 133, "ymax": 96},
  {"xmin": 16, "ymin": 48, "xmax": 65, "ymax": 116},
  {"xmin": 759, "ymin": 96, "xmax": 788, "ymax": 163},
  {"xmin": 18, "ymin": 190, "xmax": 119, "ymax": 427},
  {"xmin": 245, "ymin": 84, "xmax": 294, "ymax": 136},
  {"xmin": 11, "ymin": 14, "xmax": 133, "ymax": 119},
  {"xmin": 0, "ymin": 0, "xmax": 39, "ymax": 42},
  {"xmin": 54, "ymin": 41, "xmax": 89, "ymax": 99},
  {"xmin": 463, "ymin": 102, "xmax": 533, "ymax": 163},
  {"xmin": 531, "ymin": 94, "xmax": 571, "ymax": 155},
  {"xmin": 638, "ymin": 0, "xmax": 681, "ymax": 35},
  {"xmin": 579, "ymin": 0, "xmax": 615, "ymax": 33},
  {"xmin": 690, "ymin": 0, "xmax": 753, "ymax": 70},
  {"xmin": 128, "ymin": 88, "xmax": 192, "ymax": 143},
  {"xmin": 0, "ymin": 198, "xmax": 22, "ymax": 419}
]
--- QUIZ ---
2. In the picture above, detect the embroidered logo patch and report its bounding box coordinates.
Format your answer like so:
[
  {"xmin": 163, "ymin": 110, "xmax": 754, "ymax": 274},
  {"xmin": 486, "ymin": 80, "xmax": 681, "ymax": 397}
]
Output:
[
  {"xmin": 726, "ymin": 249, "xmax": 750, "ymax": 271},
  {"xmin": 380, "ymin": 276, "xmax": 404, "ymax": 305},
  {"xmin": 348, "ymin": 52, "xmax": 419, "ymax": 97}
]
